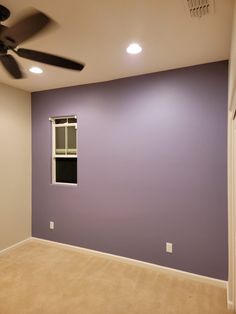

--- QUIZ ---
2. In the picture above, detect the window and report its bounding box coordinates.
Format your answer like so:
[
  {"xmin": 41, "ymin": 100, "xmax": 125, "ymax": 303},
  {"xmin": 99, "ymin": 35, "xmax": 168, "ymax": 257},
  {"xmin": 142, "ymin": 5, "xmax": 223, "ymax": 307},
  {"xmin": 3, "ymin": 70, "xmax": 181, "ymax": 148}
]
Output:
[{"xmin": 51, "ymin": 116, "xmax": 77, "ymax": 184}]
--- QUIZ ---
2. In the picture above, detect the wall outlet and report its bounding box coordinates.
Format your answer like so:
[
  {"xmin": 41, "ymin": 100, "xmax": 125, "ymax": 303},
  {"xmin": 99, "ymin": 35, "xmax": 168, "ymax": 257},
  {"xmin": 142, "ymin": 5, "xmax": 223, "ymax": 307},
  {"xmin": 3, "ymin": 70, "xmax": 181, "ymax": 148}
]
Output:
[
  {"xmin": 166, "ymin": 242, "xmax": 173, "ymax": 253},
  {"xmin": 50, "ymin": 221, "xmax": 54, "ymax": 230}
]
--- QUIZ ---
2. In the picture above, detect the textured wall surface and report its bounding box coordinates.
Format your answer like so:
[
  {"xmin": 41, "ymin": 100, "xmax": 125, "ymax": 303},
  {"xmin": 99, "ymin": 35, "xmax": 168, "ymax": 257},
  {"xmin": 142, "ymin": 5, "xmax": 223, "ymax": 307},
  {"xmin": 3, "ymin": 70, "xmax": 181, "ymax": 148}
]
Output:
[
  {"xmin": 0, "ymin": 83, "xmax": 31, "ymax": 250},
  {"xmin": 32, "ymin": 61, "xmax": 228, "ymax": 280}
]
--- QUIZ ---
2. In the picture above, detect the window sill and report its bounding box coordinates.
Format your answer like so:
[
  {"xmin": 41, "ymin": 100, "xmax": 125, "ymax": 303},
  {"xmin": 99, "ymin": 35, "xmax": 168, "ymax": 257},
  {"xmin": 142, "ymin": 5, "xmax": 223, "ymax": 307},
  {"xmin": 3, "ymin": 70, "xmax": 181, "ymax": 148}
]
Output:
[{"xmin": 51, "ymin": 182, "xmax": 77, "ymax": 187}]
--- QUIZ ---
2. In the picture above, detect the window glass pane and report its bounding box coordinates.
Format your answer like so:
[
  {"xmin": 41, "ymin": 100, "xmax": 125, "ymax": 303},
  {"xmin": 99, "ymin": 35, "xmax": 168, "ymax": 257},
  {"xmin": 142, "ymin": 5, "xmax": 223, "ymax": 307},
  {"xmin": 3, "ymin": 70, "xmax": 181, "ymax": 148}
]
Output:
[
  {"xmin": 55, "ymin": 118, "xmax": 67, "ymax": 124},
  {"xmin": 67, "ymin": 126, "xmax": 76, "ymax": 155},
  {"xmin": 56, "ymin": 158, "xmax": 77, "ymax": 183},
  {"xmin": 56, "ymin": 127, "xmax": 66, "ymax": 154},
  {"xmin": 68, "ymin": 118, "xmax": 77, "ymax": 124}
]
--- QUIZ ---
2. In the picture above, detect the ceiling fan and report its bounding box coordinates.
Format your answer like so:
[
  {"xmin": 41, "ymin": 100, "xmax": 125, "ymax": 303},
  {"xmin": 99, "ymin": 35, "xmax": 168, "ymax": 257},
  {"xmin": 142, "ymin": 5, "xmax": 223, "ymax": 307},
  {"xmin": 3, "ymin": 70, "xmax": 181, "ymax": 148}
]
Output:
[{"xmin": 0, "ymin": 4, "xmax": 85, "ymax": 79}]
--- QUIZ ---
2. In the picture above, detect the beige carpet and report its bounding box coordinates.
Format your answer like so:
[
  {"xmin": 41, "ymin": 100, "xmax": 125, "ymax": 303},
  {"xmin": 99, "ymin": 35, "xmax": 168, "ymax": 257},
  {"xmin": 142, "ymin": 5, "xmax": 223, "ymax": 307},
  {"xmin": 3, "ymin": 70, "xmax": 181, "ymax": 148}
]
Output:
[{"xmin": 0, "ymin": 240, "xmax": 232, "ymax": 314}]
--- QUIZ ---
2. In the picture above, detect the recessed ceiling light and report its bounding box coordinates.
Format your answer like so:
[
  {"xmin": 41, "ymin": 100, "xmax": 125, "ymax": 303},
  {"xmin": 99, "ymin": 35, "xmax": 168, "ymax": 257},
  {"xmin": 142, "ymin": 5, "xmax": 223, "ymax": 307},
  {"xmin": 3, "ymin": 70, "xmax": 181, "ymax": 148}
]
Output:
[
  {"xmin": 126, "ymin": 43, "xmax": 142, "ymax": 55},
  {"xmin": 29, "ymin": 66, "xmax": 43, "ymax": 74}
]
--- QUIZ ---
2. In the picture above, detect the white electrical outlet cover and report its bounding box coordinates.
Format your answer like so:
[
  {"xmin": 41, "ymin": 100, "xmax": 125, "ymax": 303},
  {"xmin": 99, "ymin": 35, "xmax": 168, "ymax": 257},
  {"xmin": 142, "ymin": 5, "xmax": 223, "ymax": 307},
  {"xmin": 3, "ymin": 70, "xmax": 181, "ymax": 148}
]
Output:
[{"xmin": 166, "ymin": 242, "xmax": 173, "ymax": 253}]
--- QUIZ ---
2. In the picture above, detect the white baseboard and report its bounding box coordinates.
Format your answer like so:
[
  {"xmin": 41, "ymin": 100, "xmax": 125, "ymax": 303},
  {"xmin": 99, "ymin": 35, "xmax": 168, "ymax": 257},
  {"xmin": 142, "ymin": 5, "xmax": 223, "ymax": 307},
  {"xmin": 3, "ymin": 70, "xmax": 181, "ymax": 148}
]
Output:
[
  {"xmin": 227, "ymin": 301, "xmax": 234, "ymax": 311},
  {"xmin": 0, "ymin": 237, "xmax": 31, "ymax": 254},
  {"xmin": 31, "ymin": 237, "xmax": 227, "ymax": 288},
  {"xmin": 227, "ymin": 282, "xmax": 235, "ymax": 311}
]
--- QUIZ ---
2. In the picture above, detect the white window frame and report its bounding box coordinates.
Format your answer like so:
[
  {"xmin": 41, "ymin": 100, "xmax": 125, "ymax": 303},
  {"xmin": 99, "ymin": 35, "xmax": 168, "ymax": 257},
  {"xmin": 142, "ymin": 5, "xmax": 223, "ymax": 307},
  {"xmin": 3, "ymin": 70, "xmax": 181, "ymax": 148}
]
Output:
[{"xmin": 50, "ymin": 115, "xmax": 78, "ymax": 186}]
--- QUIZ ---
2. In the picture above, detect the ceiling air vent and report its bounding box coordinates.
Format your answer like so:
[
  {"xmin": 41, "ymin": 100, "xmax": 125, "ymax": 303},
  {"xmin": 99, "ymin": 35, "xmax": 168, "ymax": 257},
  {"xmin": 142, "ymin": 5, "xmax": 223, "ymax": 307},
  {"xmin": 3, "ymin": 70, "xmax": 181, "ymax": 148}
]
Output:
[{"xmin": 187, "ymin": 0, "xmax": 215, "ymax": 18}]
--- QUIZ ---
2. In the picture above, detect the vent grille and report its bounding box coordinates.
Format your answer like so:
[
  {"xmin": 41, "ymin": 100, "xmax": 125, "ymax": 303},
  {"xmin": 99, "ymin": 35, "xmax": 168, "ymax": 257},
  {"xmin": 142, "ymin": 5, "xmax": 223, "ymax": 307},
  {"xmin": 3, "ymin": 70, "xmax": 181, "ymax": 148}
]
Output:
[{"xmin": 187, "ymin": 0, "xmax": 215, "ymax": 18}]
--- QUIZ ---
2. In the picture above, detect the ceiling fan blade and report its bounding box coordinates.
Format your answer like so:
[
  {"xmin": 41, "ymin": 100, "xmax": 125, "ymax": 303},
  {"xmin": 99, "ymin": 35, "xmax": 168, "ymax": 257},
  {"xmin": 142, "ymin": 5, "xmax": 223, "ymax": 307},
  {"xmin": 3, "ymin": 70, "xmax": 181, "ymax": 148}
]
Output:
[
  {"xmin": 16, "ymin": 48, "xmax": 85, "ymax": 71},
  {"xmin": 1, "ymin": 10, "xmax": 53, "ymax": 47},
  {"xmin": 0, "ymin": 55, "xmax": 23, "ymax": 79}
]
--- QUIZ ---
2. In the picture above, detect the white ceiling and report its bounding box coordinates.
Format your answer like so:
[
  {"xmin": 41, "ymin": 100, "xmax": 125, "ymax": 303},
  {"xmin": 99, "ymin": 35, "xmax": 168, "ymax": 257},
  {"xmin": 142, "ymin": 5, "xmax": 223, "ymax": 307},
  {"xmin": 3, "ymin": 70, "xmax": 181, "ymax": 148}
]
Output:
[{"xmin": 0, "ymin": 0, "xmax": 234, "ymax": 92}]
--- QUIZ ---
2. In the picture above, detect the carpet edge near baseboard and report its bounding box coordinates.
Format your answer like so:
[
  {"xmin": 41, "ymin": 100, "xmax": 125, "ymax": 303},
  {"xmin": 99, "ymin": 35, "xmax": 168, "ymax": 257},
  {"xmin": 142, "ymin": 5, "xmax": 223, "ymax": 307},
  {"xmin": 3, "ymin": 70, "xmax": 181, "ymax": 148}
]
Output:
[{"xmin": 28, "ymin": 237, "xmax": 227, "ymax": 288}]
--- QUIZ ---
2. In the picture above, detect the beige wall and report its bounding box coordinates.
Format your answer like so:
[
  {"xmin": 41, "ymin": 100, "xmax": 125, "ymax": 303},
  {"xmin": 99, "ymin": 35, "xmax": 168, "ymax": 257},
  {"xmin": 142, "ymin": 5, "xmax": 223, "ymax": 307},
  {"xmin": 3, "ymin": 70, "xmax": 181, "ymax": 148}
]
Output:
[{"xmin": 0, "ymin": 83, "xmax": 31, "ymax": 251}]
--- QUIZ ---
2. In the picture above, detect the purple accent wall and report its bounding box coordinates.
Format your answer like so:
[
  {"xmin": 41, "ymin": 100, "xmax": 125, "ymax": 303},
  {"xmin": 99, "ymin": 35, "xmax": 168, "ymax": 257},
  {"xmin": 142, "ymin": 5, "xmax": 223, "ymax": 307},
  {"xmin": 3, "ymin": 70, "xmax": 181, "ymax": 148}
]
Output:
[{"xmin": 32, "ymin": 61, "xmax": 228, "ymax": 280}]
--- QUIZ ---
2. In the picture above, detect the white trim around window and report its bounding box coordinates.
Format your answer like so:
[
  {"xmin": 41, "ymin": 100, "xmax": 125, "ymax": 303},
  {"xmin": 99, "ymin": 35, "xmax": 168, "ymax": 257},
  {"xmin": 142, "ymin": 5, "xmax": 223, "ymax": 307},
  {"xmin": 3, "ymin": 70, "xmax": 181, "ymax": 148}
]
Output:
[{"xmin": 50, "ymin": 115, "xmax": 78, "ymax": 185}]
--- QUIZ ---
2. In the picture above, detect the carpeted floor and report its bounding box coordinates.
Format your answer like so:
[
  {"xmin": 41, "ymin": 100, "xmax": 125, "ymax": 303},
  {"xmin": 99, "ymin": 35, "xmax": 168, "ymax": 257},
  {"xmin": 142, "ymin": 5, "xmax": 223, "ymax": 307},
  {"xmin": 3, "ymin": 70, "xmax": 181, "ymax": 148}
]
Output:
[{"xmin": 0, "ymin": 240, "xmax": 232, "ymax": 314}]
